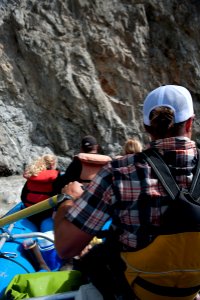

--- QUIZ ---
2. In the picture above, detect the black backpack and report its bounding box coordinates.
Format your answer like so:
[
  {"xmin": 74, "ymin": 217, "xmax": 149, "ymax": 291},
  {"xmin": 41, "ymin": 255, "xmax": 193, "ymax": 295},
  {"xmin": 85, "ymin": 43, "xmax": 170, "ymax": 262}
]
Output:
[{"xmin": 142, "ymin": 148, "xmax": 200, "ymax": 234}]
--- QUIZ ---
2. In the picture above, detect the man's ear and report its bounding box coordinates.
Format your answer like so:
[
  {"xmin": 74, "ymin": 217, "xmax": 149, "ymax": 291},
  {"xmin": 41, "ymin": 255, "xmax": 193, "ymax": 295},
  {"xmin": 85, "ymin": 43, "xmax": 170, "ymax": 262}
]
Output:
[{"xmin": 185, "ymin": 117, "xmax": 194, "ymax": 133}]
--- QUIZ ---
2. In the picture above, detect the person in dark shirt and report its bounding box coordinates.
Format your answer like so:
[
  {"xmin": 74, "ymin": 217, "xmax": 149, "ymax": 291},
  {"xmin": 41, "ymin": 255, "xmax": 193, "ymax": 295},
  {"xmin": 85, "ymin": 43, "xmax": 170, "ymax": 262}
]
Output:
[{"xmin": 53, "ymin": 135, "xmax": 100, "ymax": 194}]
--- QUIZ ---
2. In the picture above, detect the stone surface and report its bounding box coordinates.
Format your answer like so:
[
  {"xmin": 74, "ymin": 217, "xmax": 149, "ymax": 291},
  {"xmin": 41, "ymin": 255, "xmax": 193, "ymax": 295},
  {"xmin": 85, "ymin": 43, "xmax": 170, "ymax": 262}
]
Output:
[
  {"xmin": 0, "ymin": 0, "xmax": 200, "ymax": 176},
  {"xmin": 0, "ymin": 175, "xmax": 25, "ymax": 216}
]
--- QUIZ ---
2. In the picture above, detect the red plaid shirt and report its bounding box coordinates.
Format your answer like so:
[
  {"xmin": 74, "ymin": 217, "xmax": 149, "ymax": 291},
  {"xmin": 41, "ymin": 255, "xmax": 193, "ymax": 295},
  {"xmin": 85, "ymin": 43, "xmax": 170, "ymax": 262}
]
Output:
[{"xmin": 65, "ymin": 137, "xmax": 198, "ymax": 250}]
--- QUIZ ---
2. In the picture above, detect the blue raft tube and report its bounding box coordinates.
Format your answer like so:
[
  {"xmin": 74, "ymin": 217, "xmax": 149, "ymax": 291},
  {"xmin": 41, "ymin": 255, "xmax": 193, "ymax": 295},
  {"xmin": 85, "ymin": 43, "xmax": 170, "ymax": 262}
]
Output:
[
  {"xmin": 0, "ymin": 203, "xmax": 62, "ymax": 298},
  {"xmin": 0, "ymin": 202, "xmax": 112, "ymax": 299}
]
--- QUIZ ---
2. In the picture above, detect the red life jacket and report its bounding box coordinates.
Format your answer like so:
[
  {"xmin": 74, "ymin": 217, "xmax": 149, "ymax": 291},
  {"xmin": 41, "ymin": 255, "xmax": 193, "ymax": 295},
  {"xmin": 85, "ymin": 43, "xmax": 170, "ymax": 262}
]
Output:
[{"xmin": 23, "ymin": 170, "xmax": 59, "ymax": 207}]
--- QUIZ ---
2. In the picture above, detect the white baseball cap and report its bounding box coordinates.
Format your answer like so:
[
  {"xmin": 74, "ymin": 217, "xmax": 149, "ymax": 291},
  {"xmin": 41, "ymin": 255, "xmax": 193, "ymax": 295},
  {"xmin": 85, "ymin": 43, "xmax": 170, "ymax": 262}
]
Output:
[{"xmin": 143, "ymin": 85, "xmax": 194, "ymax": 126}]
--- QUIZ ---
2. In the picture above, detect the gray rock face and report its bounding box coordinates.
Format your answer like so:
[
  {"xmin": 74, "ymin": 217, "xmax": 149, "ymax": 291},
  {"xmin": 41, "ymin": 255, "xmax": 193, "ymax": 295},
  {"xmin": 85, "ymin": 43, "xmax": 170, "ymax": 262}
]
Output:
[
  {"xmin": 1, "ymin": 0, "xmax": 200, "ymax": 175},
  {"xmin": 0, "ymin": 175, "xmax": 25, "ymax": 216}
]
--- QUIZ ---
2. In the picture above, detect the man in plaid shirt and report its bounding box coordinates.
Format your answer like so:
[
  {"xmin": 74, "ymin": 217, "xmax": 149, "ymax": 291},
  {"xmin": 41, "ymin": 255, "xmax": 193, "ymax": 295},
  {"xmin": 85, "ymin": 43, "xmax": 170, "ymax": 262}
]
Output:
[{"xmin": 55, "ymin": 85, "xmax": 200, "ymax": 300}]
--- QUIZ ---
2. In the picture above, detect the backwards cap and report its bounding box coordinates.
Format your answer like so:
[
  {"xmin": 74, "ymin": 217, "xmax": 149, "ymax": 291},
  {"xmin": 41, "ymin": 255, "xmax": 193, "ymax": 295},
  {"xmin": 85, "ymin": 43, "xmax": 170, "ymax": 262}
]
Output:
[
  {"xmin": 143, "ymin": 85, "xmax": 194, "ymax": 126},
  {"xmin": 81, "ymin": 135, "xmax": 97, "ymax": 149}
]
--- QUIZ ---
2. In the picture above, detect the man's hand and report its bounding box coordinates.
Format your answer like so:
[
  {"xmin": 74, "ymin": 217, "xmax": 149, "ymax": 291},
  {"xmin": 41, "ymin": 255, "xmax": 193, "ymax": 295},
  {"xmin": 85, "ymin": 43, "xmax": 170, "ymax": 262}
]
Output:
[
  {"xmin": 55, "ymin": 181, "xmax": 84, "ymax": 218},
  {"xmin": 61, "ymin": 181, "xmax": 84, "ymax": 200}
]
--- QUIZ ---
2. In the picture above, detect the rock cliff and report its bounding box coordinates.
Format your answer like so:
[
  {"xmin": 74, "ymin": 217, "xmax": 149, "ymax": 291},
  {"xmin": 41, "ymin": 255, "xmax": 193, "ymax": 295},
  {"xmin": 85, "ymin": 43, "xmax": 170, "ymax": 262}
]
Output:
[{"xmin": 1, "ymin": 0, "xmax": 200, "ymax": 175}]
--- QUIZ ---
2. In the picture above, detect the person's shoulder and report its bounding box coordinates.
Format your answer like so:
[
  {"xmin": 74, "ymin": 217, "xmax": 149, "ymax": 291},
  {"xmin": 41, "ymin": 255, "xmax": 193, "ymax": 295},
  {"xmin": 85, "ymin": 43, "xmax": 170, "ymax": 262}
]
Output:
[
  {"xmin": 111, "ymin": 152, "xmax": 146, "ymax": 167},
  {"xmin": 112, "ymin": 153, "xmax": 132, "ymax": 164}
]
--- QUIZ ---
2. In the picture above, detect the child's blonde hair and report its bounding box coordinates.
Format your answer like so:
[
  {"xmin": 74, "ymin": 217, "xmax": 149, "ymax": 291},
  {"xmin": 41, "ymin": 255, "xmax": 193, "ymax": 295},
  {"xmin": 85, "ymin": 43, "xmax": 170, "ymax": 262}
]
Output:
[
  {"xmin": 124, "ymin": 138, "xmax": 142, "ymax": 155},
  {"xmin": 24, "ymin": 154, "xmax": 57, "ymax": 178}
]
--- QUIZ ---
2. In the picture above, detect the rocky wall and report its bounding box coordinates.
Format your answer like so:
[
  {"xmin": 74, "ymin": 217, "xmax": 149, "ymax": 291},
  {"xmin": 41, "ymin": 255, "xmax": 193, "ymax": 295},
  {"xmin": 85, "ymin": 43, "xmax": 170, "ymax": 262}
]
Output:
[{"xmin": 0, "ymin": 0, "xmax": 200, "ymax": 175}]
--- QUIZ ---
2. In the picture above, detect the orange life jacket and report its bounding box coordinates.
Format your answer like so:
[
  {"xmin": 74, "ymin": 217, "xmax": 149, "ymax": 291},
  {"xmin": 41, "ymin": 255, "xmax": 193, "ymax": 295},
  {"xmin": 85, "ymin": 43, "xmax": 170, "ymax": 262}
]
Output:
[{"xmin": 76, "ymin": 153, "xmax": 112, "ymax": 186}]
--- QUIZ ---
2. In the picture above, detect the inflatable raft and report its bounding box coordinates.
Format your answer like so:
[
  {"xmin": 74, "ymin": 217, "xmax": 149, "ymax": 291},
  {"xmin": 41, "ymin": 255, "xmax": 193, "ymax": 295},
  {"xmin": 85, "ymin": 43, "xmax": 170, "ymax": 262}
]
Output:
[
  {"xmin": 0, "ymin": 201, "xmax": 84, "ymax": 299},
  {"xmin": 0, "ymin": 198, "xmax": 110, "ymax": 299}
]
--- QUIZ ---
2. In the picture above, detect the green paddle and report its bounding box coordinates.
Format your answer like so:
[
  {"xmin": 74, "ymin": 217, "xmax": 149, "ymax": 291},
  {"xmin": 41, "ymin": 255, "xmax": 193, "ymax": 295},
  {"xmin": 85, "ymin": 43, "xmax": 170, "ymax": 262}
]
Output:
[{"xmin": 0, "ymin": 194, "xmax": 67, "ymax": 228}]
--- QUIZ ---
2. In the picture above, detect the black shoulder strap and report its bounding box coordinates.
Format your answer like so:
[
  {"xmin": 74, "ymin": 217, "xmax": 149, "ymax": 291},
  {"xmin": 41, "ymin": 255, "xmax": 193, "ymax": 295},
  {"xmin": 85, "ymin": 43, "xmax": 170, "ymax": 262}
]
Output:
[
  {"xmin": 189, "ymin": 149, "xmax": 200, "ymax": 199},
  {"xmin": 142, "ymin": 148, "xmax": 200, "ymax": 200}
]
